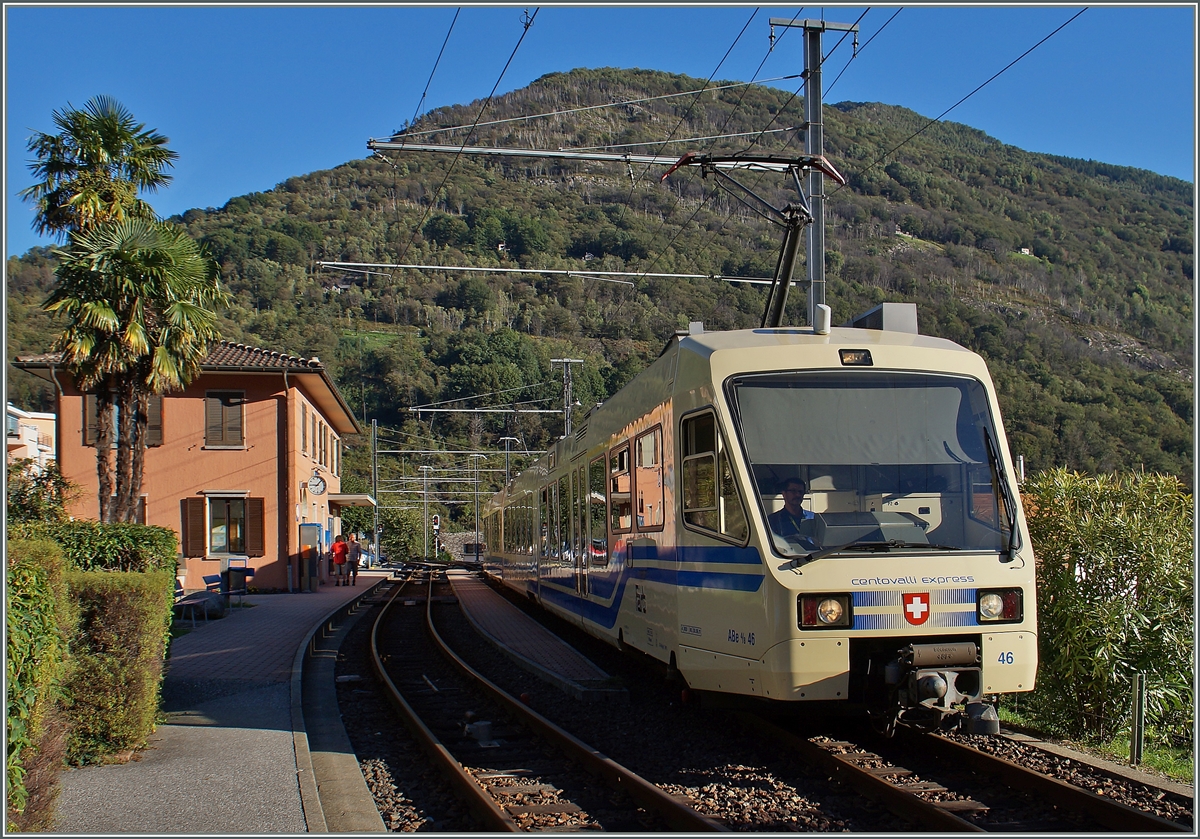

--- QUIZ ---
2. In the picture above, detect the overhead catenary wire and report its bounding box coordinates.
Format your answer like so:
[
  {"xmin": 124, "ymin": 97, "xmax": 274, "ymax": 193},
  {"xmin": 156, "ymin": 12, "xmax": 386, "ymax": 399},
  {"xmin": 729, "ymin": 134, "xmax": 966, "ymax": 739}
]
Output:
[
  {"xmin": 390, "ymin": 7, "xmax": 540, "ymax": 264},
  {"xmin": 668, "ymin": 8, "xmax": 899, "ymax": 282},
  {"xmin": 617, "ymin": 7, "xmax": 762, "ymax": 220},
  {"xmin": 403, "ymin": 9, "xmax": 460, "ymax": 136},
  {"xmin": 631, "ymin": 7, "xmax": 810, "ymax": 283},
  {"xmin": 319, "ymin": 260, "xmax": 772, "ymax": 285},
  {"xmin": 830, "ymin": 7, "xmax": 1088, "ymax": 199},
  {"xmin": 569, "ymin": 125, "xmax": 801, "ymax": 153},
  {"xmin": 385, "ymin": 75, "xmax": 804, "ymax": 141},
  {"xmin": 823, "ymin": 8, "xmax": 903, "ymax": 99}
]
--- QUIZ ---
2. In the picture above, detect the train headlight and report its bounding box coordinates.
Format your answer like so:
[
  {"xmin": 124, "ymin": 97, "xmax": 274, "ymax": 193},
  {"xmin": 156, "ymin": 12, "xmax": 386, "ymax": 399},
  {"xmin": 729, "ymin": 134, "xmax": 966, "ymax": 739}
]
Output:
[
  {"xmin": 799, "ymin": 594, "xmax": 851, "ymax": 629},
  {"xmin": 977, "ymin": 588, "xmax": 1022, "ymax": 623}
]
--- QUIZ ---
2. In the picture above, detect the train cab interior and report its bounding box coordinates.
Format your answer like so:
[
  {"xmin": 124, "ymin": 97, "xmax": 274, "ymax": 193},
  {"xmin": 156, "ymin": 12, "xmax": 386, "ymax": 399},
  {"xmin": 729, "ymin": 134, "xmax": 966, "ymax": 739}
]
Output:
[{"xmin": 730, "ymin": 369, "xmax": 1015, "ymax": 558}]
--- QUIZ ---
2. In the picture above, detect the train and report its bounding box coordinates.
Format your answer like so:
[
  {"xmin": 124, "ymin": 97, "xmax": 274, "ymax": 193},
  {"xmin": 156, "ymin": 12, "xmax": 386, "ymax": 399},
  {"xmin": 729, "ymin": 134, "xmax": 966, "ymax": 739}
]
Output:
[{"xmin": 481, "ymin": 303, "xmax": 1037, "ymax": 735}]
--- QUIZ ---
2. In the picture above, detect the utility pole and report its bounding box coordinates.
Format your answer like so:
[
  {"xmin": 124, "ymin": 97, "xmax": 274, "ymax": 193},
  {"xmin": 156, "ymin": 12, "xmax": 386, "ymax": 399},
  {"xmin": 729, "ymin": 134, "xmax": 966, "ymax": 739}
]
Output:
[
  {"xmin": 499, "ymin": 436, "xmax": 519, "ymax": 485},
  {"xmin": 551, "ymin": 358, "xmax": 584, "ymax": 437},
  {"xmin": 770, "ymin": 17, "xmax": 858, "ymax": 324},
  {"xmin": 419, "ymin": 465, "xmax": 432, "ymax": 559},
  {"xmin": 371, "ymin": 419, "xmax": 379, "ymax": 565},
  {"xmin": 470, "ymin": 453, "xmax": 487, "ymax": 562}
]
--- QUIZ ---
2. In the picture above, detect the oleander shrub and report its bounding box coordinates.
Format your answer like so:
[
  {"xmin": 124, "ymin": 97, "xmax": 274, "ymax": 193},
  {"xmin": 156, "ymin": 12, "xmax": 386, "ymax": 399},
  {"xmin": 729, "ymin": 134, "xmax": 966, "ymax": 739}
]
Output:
[
  {"xmin": 62, "ymin": 569, "xmax": 174, "ymax": 765},
  {"xmin": 9, "ymin": 520, "xmax": 178, "ymax": 573},
  {"xmin": 1022, "ymin": 469, "xmax": 1193, "ymax": 746},
  {"xmin": 6, "ymin": 539, "xmax": 77, "ymax": 830}
]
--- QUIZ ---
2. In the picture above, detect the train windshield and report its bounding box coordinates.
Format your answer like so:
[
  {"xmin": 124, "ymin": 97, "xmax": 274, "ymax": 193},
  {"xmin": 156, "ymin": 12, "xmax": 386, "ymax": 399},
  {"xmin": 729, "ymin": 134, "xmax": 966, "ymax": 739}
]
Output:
[{"xmin": 729, "ymin": 371, "xmax": 1017, "ymax": 559}]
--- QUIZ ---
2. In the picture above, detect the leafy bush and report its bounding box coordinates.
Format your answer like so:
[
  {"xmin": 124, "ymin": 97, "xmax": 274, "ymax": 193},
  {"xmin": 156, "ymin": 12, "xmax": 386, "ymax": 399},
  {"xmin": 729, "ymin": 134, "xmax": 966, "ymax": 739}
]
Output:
[
  {"xmin": 9, "ymin": 521, "xmax": 177, "ymax": 573},
  {"xmin": 1022, "ymin": 469, "xmax": 1193, "ymax": 746},
  {"xmin": 6, "ymin": 539, "xmax": 77, "ymax": 829},
  {"xmin": 62, "ymin": 569, "xmax": 174, "ymax": 765},
  {"xmin": 6, "ymin": 459, "xmax": 77, "ymax": 524}
]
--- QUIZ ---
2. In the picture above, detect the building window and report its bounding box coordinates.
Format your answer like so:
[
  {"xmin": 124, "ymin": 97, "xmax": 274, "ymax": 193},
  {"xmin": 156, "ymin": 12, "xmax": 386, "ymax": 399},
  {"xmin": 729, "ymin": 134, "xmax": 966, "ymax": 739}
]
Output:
[
  {"xmin": 205, "ymin": 391, "xmax": 244, "ymax": 447},
  {"xmin": 210, "ymin": 497, "xmax": 246, "ymax": 554},
  {"xmin": 182, "ymin": 496, "xmax": 265, "ymax": 557},
  {"xmin": 86, "ymin": 394, "xmax": 162, "ymax": 447},
  {"xmin": 301, "ymin": 403, "xmax": 308, "ymax": 454}
]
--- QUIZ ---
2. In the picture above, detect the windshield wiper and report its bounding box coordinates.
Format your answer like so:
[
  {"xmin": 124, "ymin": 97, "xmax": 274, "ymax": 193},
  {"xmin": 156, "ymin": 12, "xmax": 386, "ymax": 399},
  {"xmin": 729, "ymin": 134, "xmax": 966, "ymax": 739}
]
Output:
[
  {"xmin": 982, "ymin": 428, "xmax": 1021, "ymax": 560},
  {"xmin": 802, "ymin": 539, "xmax": 961, "ymax": 562}
]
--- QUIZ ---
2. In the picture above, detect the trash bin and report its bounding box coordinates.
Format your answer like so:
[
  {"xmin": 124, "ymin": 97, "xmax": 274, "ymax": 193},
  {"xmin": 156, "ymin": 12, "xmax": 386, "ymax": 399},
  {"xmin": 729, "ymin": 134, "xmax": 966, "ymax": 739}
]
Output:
[{"xmin": 227, "ymin": 566, "xmax": 248, "ymax": 593}]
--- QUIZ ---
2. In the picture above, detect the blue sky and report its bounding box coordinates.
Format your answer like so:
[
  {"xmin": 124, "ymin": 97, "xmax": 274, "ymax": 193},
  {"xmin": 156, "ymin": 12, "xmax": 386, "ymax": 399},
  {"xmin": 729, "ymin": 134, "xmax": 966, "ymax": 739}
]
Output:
[{"xmin": 4, "ymin": 4, "xmax": 1195, "ymax": 259}]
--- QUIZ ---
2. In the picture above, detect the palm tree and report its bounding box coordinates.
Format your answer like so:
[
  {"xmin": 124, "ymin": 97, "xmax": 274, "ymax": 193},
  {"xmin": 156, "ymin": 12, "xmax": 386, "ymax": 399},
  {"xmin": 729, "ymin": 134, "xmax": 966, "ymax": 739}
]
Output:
[
  {"xmin": 49, "ymin": 219, "xmax": 228, "ymax": 521},
  {"xmin": 24, "ymin": 96, "xmax": 223, "ymax": 522},
  {"xmin": 20, "ymin": 95, "xmax": 177, "ymax": 239}
]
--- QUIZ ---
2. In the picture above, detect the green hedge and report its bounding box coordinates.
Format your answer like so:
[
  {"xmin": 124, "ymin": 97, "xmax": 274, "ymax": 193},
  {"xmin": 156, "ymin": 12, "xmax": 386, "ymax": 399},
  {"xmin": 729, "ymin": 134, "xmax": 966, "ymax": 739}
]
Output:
[
  {"xmin": 1022, "ymin": 469, "xmax": 1193, "ymax": 745},
  {"xmin": 9, "ymin": 521, "xmax": 178, "ymax": 573},
  {"xmin": 6, "ymin": 539, "xmax": 76, "ymax": 829},
  {"xmin": 62, "ymin": 569, "xmax": 174, "ymax": 765}
]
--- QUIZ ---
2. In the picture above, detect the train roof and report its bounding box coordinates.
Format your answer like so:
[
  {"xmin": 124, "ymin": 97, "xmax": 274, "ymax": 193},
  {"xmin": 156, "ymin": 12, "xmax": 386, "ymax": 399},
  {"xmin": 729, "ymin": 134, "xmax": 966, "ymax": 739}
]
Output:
[{"xmin": 672, "ymin": 325, "xmax": 972, "ymax": 359}]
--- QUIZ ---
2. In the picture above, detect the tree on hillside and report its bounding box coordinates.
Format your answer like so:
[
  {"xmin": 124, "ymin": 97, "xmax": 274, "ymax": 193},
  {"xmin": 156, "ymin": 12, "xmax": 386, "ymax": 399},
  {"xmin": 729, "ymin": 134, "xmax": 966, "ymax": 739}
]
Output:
[
  {"xmin": 20, "ymin": 95, "xmax": 177, "ymax": 239},
  {"xmin": 48, "ymin": 219, "xmax": 228, "ymax": 521}
]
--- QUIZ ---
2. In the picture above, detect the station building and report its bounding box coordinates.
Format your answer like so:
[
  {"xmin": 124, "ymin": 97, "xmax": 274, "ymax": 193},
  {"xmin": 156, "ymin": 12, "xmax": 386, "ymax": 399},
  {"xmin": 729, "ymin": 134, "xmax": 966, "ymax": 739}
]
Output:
[{"xmin": 13, "ymin": 341, "xmax": 375, "ymax": 592}]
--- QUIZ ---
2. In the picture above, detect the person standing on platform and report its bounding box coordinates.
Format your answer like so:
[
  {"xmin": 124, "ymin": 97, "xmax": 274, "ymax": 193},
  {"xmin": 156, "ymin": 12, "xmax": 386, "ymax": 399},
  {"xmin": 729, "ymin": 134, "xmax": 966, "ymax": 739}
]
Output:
[
  {"xmin": 346, "ymin": 533, "xmax": 362, "ymax": 586},
  {"xmin": 331, "ymin": 535, "xmax": 349, "ymax": 586}
]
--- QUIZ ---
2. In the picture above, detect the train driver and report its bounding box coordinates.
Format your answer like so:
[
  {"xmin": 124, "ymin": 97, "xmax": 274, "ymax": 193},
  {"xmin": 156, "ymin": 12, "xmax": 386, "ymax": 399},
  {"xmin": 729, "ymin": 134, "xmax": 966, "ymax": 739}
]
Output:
[{"xmin": 768, "ymin": 477, "xmax": 815, "ymax": 544}]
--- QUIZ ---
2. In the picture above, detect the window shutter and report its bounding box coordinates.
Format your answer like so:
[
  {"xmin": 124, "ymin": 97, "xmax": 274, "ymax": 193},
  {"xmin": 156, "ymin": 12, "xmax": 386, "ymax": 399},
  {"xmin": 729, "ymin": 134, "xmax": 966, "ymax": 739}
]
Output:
[
  {"xmin": 85, "ymin": 394, "xmax": 98, "ymax": 446},
  {"xmin": 182, "ymin": 498, "xmax": 207, "ymax": 557},
  {"xmin": 205, "ymin": 392, "xmax": 244, "ymax": 446},
  {"xmin": 226, "ymin": 398, "xmax": 243, "ymax": 446},
  {"xmin": 246, "ymin": 497, "xmax": 265, "ymax": 557},
  {"xmin": 205, "ymin": 395, "xmax": 225, "ymax": 445},
  {"xmin": 147, "ymin": 396, "xmax": 163, "ymax": 446}
]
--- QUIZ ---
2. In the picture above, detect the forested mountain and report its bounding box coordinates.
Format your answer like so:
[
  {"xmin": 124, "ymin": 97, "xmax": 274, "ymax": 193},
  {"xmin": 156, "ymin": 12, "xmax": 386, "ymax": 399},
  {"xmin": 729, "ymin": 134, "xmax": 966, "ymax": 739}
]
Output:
[{"xmin": 8, "ymin": 68, "xmax": 1193, "ymax": 520}]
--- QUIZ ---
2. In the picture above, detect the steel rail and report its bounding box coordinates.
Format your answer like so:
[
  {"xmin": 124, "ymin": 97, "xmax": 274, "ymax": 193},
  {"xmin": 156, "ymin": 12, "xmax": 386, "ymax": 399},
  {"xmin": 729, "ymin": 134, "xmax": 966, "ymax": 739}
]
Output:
[
  {"xmin": 734, "ymin": 712, "xmax": 984, "ymax": 832},
  {"xmin": 918, "ymin": 732, "xmax": 1191, "ymax": 833},
  {"xmin": 369, "ymin": 571, "xmax": 520, "ymax": 832},
  {"xmin": 423, "ymin": 573, "xmax": 730, "ymax": 832}
]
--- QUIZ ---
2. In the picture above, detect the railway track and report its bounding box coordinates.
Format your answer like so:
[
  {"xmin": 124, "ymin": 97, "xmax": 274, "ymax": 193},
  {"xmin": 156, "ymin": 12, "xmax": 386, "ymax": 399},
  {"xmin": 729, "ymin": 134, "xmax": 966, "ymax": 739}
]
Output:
[
  {"xmin": 367, "ymin": 567, "xmax": 727, "ymax": 832},
  {"xmin": 736, "ymin": 713, "xmax": 1191, "ymax": 832}
]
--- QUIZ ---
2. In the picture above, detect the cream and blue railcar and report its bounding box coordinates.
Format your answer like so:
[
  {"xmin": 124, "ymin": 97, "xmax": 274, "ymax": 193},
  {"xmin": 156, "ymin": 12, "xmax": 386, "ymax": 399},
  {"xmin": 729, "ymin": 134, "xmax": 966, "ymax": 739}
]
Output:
[{"xmin": 482, "ymin": 309, "xmax": 1037, "ymax": 731}]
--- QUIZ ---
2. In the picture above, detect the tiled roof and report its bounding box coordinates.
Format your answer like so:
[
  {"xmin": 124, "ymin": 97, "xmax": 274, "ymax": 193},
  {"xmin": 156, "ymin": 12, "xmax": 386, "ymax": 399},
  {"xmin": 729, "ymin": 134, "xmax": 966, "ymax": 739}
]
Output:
[
  {"xmin": 16, "ymin": 341, "xmax": 324, "ymax": 371},
  {"xmin": 203, "ymin": 341, "xmax": 324, "ymax": 370}
]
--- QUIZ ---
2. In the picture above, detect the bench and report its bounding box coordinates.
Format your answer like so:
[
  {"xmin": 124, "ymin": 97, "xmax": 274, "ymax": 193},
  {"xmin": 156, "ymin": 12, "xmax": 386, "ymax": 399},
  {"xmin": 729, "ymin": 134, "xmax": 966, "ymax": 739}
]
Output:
[{"xmin": 175, "ymin": 579, "xmax": 219, "ymax": 628}]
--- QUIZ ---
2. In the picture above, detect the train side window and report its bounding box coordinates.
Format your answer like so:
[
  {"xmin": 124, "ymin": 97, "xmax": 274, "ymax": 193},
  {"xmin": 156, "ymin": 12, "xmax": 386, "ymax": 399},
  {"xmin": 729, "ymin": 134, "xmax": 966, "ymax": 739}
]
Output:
[
  {"xmin": 577, "ymin": 465, "xmax": 588, "ymax": 564},
  {"xmin": 681, "ymin": 411, "xmax": 748, "ymax": 542},
  {"xmin": 558, "ymin": 474, "xmax": 572, "ymax": 567},
  {"xmin": 634, "ymin": 426, "xmax": 665, "ymax": 531},
  {"xmin": 524, "ymin": 496, "xmax": 533, "ymax": 555},
  {"xmin": 588, "ymin": 456, "xmax": 609, "ymax": 566},
  {"xmin": 570, "ymin": 468, "xmax": 581, "ymax": 563},
  {"xmin": 541, "ymin": 485, "xmax": 553, "ymax": 561},
  {"xmin": 609, "ymin": 445, "xmax": 633, "ymax": 533}
]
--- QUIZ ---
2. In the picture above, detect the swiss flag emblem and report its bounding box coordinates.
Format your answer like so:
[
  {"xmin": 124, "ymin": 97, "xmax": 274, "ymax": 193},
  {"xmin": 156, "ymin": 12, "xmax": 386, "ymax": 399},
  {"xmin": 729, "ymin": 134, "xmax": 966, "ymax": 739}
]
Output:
[{"xmin": 903, "ymin": 592, "xmax": 931, "ymax": 625}]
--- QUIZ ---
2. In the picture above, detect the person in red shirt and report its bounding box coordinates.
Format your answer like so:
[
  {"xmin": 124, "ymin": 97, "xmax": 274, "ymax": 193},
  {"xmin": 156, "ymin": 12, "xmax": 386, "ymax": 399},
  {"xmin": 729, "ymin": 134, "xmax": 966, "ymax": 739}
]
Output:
[{"xmin": 330, "ymin": 535, "xmax": 349, "ymax": 586}]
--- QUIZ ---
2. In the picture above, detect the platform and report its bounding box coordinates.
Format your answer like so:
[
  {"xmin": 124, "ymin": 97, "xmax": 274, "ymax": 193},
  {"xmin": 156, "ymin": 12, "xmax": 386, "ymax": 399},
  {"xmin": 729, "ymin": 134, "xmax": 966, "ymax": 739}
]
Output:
[
  {"xmin": 446, "ymin": 570, "xmax": 627, "ymax": 702},
  {"xmin": 50, "ymin": 574, "xmax": 387, "ymax": 834}
]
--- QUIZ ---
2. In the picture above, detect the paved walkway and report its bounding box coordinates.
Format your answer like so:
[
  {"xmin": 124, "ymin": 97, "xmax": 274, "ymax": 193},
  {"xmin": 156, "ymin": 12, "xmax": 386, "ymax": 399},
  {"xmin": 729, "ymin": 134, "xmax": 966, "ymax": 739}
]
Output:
[{"xmin": 52, "ymin": 574, "xmax": 385, "ymax": 834}]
